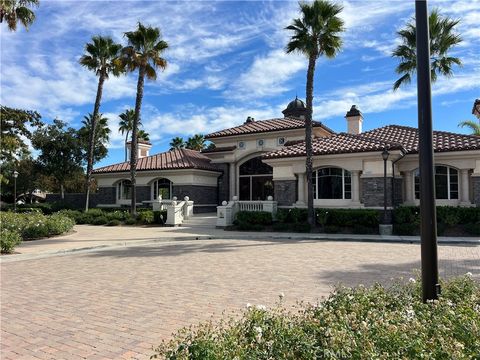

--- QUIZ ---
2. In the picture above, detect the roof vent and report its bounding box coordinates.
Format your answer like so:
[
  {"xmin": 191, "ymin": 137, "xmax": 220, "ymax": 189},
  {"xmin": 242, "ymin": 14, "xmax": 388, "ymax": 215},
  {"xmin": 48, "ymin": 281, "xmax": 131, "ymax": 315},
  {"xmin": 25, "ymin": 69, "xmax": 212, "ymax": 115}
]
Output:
[{"xmin": 245, "ymin": 116, "xmax": 255, "ymax": 124}]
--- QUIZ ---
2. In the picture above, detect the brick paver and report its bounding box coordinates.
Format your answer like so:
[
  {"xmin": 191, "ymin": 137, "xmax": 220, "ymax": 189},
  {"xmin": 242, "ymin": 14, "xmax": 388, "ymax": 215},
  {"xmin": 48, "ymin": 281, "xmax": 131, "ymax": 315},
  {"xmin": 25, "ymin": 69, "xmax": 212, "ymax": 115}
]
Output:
[{"xmin": 1, "ymin": 238, "xmax": 479, "ymax": 359}]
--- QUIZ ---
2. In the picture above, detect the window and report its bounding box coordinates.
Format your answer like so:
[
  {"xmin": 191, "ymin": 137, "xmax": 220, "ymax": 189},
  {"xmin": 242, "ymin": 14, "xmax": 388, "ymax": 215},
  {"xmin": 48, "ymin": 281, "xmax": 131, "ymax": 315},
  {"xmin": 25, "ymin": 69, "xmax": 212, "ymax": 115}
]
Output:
[
  {"xmin": 257, "ymin": 139, "xmax": 264, "ymax": 147},
  {"xmin": 117, "ymin": 180, "xmax": 132, "ymax": 200},
  {"xmin": 239, "ymin": 156, "xmax": 273, "ymax": 200},
  {"xmin": 238, "ymin": 141, "xmax": 246, "ymax": 149},
  {"xmin": 313, "ymin": 167, "xmax": 351, "ymax": 200},
  {"xmin": 278, "ymin": 137, "xmax": 285, "ymax": 145},
  {"xmin": 414, "ymin": 165, "xmax": 458, "ymax": 200},
  {"xmin": 152, "ymin": 178, "xmax": 172, "ymax": 200}
]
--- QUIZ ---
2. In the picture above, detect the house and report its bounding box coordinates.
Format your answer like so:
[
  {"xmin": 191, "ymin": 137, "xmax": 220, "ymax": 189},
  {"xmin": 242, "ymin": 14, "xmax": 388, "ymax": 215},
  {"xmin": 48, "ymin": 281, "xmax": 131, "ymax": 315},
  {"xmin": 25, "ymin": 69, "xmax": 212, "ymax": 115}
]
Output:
[{"xmin": 90, "ymin": 97, "xmax": 480, "ymax": 211}]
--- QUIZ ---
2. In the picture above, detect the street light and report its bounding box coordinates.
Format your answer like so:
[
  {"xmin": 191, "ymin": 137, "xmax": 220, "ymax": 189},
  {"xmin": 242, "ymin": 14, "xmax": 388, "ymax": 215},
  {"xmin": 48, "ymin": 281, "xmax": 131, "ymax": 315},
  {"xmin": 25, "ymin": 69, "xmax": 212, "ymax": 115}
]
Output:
[
  {"xmin": 13, "ymin": 170, "xmax": 19, "ymax": 212},
  {"xmin": 381, "ymin": 148, "xmax": 390, "ymax": 224}
]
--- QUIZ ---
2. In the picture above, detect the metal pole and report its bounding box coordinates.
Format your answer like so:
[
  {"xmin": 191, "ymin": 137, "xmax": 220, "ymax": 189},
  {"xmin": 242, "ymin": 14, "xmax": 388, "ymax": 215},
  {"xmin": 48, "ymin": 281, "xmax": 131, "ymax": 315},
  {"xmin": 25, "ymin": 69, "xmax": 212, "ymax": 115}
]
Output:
[
  {"xmin": 384, "ymin": 158, "xmax": 387, "ymax": 224},
  {"xmin": 14, "ymin": 176, "xmax": 17, "ymax": 212},
  {"xmin": 415, "ymin": 0, "xmax": 440, "ymax": 302}
]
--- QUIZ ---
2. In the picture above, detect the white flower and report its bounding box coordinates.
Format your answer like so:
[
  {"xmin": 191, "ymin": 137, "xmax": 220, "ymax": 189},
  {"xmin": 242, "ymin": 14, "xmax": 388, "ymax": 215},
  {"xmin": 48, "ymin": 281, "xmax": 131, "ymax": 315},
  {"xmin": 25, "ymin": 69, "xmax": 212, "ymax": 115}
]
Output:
[
  {"xmin": 465, "ymin": 272, "xmax": 473, "ymax": 277},
  {"xmin": 253, "ymin": 326, "xmax": 263, "ymax": 342},
  {"xmin": 405, "ymin": 309, "xmax": 415, "ymax": 320},
  {"xmin": 409, "ymin": 278, "xmax": 416, "ymax": 283},
  {"xmin": 256, "ymin": 305, "xmax": 267, "ymax": 311},
  {"xmin": 279, "ymin": 292, "xmax": 285, "ymax": 300},
  {"xmin": 246, "ymin": 303, "xmax": 252, "ymax": 309}
]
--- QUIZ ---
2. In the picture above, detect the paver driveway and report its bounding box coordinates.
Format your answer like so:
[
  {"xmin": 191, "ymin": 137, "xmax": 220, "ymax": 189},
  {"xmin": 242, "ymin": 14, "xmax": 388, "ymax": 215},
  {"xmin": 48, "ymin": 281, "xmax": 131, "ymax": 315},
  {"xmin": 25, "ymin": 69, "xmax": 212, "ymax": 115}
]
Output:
[{"xmin": 1, "ymin": 239, "xmax": 479, "ymax": 359}]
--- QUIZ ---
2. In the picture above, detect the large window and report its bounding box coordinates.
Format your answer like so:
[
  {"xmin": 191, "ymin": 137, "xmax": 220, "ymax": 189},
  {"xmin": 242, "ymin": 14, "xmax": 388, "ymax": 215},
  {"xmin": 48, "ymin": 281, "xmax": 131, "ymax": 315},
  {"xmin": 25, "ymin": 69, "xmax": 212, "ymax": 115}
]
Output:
[
  {"xmin": 117, "ymin": 180, "xmax": 132, "ymax": 200},
  {"xmin": 152, "ymin": 178, "xmax": 172, "ymax": 200},
  {"xmin": 414, "ymin": 165, "xmax": 458, "ymax": 200},
  {"xmin": 313, "ymin": 167, "xmax": 351, "ymax": 200},
  {"xmin": 239, "ymin": 156, "xmax": 274, "ymax": 200}
]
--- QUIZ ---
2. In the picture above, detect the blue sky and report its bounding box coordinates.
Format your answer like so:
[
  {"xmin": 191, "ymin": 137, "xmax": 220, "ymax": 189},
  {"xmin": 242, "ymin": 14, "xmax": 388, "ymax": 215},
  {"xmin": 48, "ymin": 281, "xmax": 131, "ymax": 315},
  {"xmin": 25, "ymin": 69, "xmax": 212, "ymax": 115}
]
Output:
[{"xmin": 1, "ymin": 0, "xmax": 479, "ymax": 168}]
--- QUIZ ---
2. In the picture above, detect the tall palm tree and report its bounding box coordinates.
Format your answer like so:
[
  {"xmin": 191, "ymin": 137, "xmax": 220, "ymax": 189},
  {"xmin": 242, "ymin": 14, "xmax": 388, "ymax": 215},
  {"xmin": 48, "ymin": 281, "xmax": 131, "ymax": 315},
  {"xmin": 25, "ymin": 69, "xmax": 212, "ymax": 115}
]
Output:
[
  {"xmin": 137, "ymin": 129, "xmax": 150, "ymax": 142},
  {"xmin": 186, "ymin": 134, "xmax": 205, "ymax": 151},
  {"xmin": 118, "ymin": 23, "xmax": 168, "ymax": 215},
  {"xmin": 118, "ymin": 109, "xmax": 138, "ymax": 161},
  {"xmin": 79, "ymin": 35, "xmax": 122, "ymax": 211},
  {"xmin": 0, "ymin": 0, "xmax": 38, "ymax": 31},
  {"xmin": 78, "ymin": 113, "xmax": 111, "ymax": 164},
  {"xmin": 392, "ymin": 9, "xmax": 462, "ymax": 90},
  {"xmin": 458, "ymin": 120, "xmax": 480, "ymax": 136},
  {"xmin": 169, "ymin": 136, "xmax": 185, "ymax": 150},
  {"xmin": 285, "ymin": 0, "xmax": 344, "ymax": 226}
]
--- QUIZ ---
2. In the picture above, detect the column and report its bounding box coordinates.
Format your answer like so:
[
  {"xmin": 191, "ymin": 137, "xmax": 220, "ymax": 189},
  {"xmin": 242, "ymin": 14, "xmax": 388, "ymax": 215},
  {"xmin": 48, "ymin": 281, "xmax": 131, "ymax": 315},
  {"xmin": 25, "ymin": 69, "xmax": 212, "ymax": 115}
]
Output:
[
  {"xmin": 351, "ymin": 170, "xmax": 360, "ymax": 204},
  {"xmin": 460, "ymin": 169, "xmax": 470, "ymax": 205},
  {"xmin": 296, "ymin": 173, "xmax": 305, "ymax": 205},
  {"xmin": 229, "ymin": 162, "xmax": 236, "ymax": 200},
  {"xmin": 404, "ymin": 170, "xmax": 414, "ymax": 204}
]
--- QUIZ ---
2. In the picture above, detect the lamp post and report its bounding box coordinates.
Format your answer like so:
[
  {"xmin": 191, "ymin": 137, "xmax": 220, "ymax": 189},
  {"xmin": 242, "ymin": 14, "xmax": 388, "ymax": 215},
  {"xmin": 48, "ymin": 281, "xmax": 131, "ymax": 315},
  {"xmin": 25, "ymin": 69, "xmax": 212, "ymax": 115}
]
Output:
[
  {"xmin": 381, "ymin": 149, "xmax": 390, "ymax": 224},
  {"xmin": 416, "ymin": 0, "xmax": 440, "ymax": 302},
  {"xmin": 13, "ymin": 170, "xmax": 19, "ymax": 212}
]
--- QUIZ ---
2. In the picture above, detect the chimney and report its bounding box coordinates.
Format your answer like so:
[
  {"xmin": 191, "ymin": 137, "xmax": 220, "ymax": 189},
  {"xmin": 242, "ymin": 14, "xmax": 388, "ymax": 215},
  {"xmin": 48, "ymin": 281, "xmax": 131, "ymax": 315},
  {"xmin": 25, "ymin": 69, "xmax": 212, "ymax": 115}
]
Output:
[
  {"xmin": 244, "ymin": 116, "xmax": 255, "ymax": 124},
  {"xmin": 345, "ymin": 105, "xmax": 363, "ymax": 134},
  {"xmin": 126, "ymin": 141, "xmax": 152, "ymax": 159}
]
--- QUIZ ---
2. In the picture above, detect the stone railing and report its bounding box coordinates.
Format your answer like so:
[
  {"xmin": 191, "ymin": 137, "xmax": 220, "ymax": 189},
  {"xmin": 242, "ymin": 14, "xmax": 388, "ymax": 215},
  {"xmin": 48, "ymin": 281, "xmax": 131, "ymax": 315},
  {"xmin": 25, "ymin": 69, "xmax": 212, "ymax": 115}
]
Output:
[
  {"xmin": 150, "ymin": 196, "xmax": 194, "ymax": 226},
  {"xmin": 216, "ymin": 196, "xmax": 277, "ymax": 228}
]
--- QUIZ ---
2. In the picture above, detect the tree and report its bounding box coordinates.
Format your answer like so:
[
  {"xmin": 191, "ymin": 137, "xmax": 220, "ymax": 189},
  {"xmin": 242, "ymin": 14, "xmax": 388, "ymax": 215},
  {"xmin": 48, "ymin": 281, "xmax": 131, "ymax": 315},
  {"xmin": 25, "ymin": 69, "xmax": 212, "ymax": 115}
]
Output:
[
  {"xmin": 137, "ymin": 129, "xmax": 150, "ymax": 142},
  {"xmin": 392, "ymin": 9, "xmax": 462, "ymax": 90},
  {"xmin": 79, "ymin": 35, "xmax": 122, "ymax": 211},
  {"xmin": 118, "ymin": 109, "xmax": 138, "ymax": 161},
  {"xmin": 169, "ymin": 137, "xmax": 185, "ymax": 150},
  {"xmin": 31, "ymin": 119, "xmax": 84, "ymax": 199},
  {"xmin": 458, "ymin": 120, "xmax": 480, "ymax": 136},
  {"xmin": 285, "ymin": 0, "xmax": 344, "ymax": 226},
  {"xmin": 186, "ymin": 134, "xmax": 206, "ymax": 151},
  {"xmin": 78, "ymin": 113, "xmax": 111, "ymax": 164},
  {"xmin": 117, "ymin": 22, "xmax": 168, "ymax": 215},
  {"xmin": 0, "ymin": 0, "xmax": 39, "ymax": 31}
]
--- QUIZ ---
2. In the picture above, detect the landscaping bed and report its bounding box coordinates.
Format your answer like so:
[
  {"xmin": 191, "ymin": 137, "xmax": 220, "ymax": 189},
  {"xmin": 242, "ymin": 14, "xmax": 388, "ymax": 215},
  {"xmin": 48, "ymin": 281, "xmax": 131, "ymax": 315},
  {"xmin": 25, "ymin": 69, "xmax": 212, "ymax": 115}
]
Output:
[{"xmin": 153, "ymin": 275, "xmax": 480, "ymax": 359}]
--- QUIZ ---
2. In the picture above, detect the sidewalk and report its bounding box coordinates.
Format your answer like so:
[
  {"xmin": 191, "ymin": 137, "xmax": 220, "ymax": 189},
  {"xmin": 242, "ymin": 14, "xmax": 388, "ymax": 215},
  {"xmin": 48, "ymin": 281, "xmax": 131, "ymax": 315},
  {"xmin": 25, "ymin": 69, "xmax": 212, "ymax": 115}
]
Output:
[{"xmin": 2, "ymin": 222, "xmax": 478, "ymax": 263}]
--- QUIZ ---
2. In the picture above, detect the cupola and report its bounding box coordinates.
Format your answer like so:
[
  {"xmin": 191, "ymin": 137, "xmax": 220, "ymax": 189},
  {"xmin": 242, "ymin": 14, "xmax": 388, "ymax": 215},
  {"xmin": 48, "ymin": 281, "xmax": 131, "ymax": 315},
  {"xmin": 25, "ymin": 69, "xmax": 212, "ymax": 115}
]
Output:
[{"xmin": 282, "ymin": 96, "xmax": 308, "ymax": 119}]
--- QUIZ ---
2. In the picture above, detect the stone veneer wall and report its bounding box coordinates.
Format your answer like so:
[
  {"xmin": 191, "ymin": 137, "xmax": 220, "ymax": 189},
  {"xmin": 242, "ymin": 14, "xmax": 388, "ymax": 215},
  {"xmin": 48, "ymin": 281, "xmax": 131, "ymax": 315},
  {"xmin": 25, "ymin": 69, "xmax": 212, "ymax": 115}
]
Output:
[
  {"xmin": 361, "ymin": 177, "xmax": 403, "ymax": 208},
  {"xmin": 473, "ymin": 177, "xmax": 480, "ymax": 206},
  {"xmin": 215, "ymin": 163, "xmax": 229, "ymax": 204},
  {"xmin": 45, "ymin": 187, "xmax": 116, "ymax": 209},
  {"xmin": 172, "ymin": 185, "xmax": 217, "ymax": 206},
  {"xmin": 274, "ymin": 180, "xmax": 296, "ymax": 206},
  {"xmin": 136, "ymin": 186, "xmax": 151, "ymax": 203}
]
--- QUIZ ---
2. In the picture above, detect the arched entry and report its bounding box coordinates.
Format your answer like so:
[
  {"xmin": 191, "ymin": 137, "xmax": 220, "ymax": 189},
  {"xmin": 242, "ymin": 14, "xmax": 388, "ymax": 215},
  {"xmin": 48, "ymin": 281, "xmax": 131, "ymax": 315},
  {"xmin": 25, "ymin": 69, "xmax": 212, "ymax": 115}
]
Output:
[{"xmin": 238, "ymin": 156, "xmax": 273, "ymax": 200}]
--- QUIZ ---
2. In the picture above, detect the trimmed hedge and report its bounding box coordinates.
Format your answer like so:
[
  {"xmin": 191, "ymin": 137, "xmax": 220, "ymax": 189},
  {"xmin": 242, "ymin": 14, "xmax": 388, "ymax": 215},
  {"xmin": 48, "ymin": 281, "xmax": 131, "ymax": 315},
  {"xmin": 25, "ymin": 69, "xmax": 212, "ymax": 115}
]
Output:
[
  {"xmin": 56, "ymin": 208, "xmax": 169, "ymax": 226},
  {"xmin": 234, "ymin": 211, "xmax": 273, "ymax": 231},
  {"xmin": 1, "ymin": 229, "xmax": 22, "ymax": 253},
  {"xmin": 153, "ymin": 275, "xmax": 480, "ymax": 359}
]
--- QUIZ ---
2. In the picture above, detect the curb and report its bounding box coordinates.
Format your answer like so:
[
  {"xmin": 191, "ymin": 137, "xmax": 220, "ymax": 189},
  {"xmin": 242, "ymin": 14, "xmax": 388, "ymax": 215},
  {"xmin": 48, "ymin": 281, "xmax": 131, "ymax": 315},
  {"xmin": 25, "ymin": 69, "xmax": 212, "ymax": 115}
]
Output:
[{"xmin": 2, "ymin": 234, "xmax": 478, "ymax": 263}]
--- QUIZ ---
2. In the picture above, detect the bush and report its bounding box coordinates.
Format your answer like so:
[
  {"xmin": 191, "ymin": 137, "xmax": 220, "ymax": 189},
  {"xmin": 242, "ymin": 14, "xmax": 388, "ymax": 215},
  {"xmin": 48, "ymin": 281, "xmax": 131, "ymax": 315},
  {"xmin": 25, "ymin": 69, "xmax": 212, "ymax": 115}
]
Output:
[
  {"xmin": 236, "ymin": 211, "xmax": 272, "ymax": 225},
  {"xmin": 0, "ymin": 212, "xmax": 74, "ymax": 240},
  {"xmin": 106, "ymin": 219, "xmax": 121, "ymax": 226},
  {"xmin": 320, "ymin": 208, "xmax": 379, "ymax": 228},
  {"xmin": 153, "ymin": 275, "xmax": 480, "ymax": 359},
  {"xmin": 271, "ymin": 222, "xmax": 291, "ymax": 232},
  {"xmin": 91, "ymin": 216, "xmax": 108, "ymax": 225},
  {"xmin": 137, "ymin": 210, "xmax": 154, "ymax": 224},
  {"xmin": 393, "ymin": 223, "xmax": 418, "ymax": 236},
  {"xmin": 292, "ymin": 222, "xmax": 311, "ymax": 233},
  {"xmin": 124, "ymin": 217, "xmax": 137, "ymax": 225},
  {"xmin": 276, "ymin": 208, "xmax": 308, "ymax": 224},
  {"xmin": 105, "ymin": 210, "xmax": 129, "ymax": 222},
  {"xmin": 153, "ymin": 210, "xmax": 167, "ymax": 224},
  {"xmin": 1, "ymin": 229, "xmax": 22, "ymax": 253},
  {"xmin": 465, "ymin": 222, "xmax": 480, "ymax": 236}
]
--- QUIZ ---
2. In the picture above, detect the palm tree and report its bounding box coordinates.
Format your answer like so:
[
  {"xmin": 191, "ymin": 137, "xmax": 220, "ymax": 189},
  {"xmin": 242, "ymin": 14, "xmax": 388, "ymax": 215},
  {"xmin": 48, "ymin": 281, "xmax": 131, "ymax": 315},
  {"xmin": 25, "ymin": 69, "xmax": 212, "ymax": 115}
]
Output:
[
  {"xmin": 458, "ymin": 120, "xmax": 480, "ymax": 136},
  {"xmin": 392, "ymin": 9, "xmax": 462, "ymax": 90},
  {"xmin": 78, "ymin": 113, "xmax": 111, "ymax": 164},
  {"xmin": 285, "ymin": 0, "xmax": 344, "ymax": 226},
  {"xmin": 79, "ymin": 35, "xmax": 122, "ymax": 211},
  {"xmin": 118, "ymin": 109, "xmax": 138, "ymax": 161},
  {"xmin": 186, "ymin": 134, "xmax": 205, "ymax": 151},
  {"xmin": 117, "ymin": 23, "xmax": 168, "ymax": 215},
  {"xmin": 137, "ymin": 129, "xmax": 150, "ymax": 142},
  {"xmin": 1, "ymin": 0, "xmax": 39, "ymax": 31},
  {"xmin": 169, "ymin": 136, "xmax": 185, "ymax": 150}
]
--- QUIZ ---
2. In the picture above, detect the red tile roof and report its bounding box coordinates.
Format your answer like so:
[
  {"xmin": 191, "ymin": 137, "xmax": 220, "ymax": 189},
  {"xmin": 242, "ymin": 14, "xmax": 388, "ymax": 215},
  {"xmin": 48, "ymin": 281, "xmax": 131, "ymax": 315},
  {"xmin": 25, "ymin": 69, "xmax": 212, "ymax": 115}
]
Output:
[
  {"xmin": 205, "ymin": 117, "xmax": 333, "ymax": 139},
  {"xmin": 200, "ymin": 145, "xmax": 236, "ymax": 154},
  {"xmin": 93, "ymin": 148, "xmax": 221, "ymax": 174},
  {"xmin": 264, "ymin": 125, "xmax": 480, "ymax": 159}
]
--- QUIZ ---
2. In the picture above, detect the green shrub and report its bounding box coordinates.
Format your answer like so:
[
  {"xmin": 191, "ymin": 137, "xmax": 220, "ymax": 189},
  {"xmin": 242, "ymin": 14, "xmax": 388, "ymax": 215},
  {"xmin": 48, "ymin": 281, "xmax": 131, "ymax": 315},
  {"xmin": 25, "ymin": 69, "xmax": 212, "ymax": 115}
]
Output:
[
  {"xmin": 292, "ymin": 222, "xmax": 311, "ymax": 233},
  {"xmin": 324, "ymin": 225, "xmax": 339, "ymax": 233},
  {"xmin": 322, "ymin": 208, "xmax": 379, "ymax": 228},
  {"xmin": 106, "ymin": 219, "xmax": 121, "ymax": 226},
  {"xmin": 1, "ymin": 229, "xmax": 22, "ymax": 253},
  {"xmin": 272, "ymin": 222, "xmax": 291, "ymax": 232},
  {"xmin": 276, "ymin": 208, "xmax": 308, "ymax": 224},
  {"xmin": 91, "ymin": 216, "xmax": 108, "ymax": 225},
  {"xmin": 124, "ymin": 217, "xmax": 137, "ymax": 225},
  {"xmin": 465, "ymin": 222, "xmax": 480, "ymax": 236},
  {"xmin": 153, "ymin": 210, "xmax": 167, "ymax": 224},
  {"xmin": 105, "ymin": 210, "xmax": 129, "ymax": 222},
  {"xmin": 393, "ymin": 223, "xmax": 418, "ymax": 236},
  {"xmin": 137, "ymin": 210, "xmax": 154, "ymax": 224},
  {"xmin": 16, "ymin": 207, "xmax": 42, "ymax": 213},
  {"xmin": 153, "ymin": 275, "xmax": 480, "ymax": 360},
  {"xmin": 237, "ymin": 222, "xmax": 264, "ymax": 231},
  {"xmin": 236, "ymin": 211, "xmax": 272, "ymax": 225},
  {"xmin": 0, "ymin": 212, "xmax": 74, "ymax": 240},
  {"xmin": 56, "ymin": 209, "xmax": 83, "ymax": 223}
]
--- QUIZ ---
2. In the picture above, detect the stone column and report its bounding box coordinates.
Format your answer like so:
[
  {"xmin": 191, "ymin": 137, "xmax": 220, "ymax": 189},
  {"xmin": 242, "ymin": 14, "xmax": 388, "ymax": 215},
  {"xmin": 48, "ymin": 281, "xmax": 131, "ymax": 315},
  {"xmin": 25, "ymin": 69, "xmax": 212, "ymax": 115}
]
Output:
[
  {"xmin": 296, "ymin": 172, "xmax": 305, "ymax": 205},
  {"xmin": 404, "ymin": 170, "xmax": 414, "ymax": 205},
  {"xmin": 229, "ymin": 162, "xmax": 236, "ymax": 200},
  {"xmin": 460, "ymin": 169, "xmax": 470, "ymax": 205},
  {"xmin": 351, "ymin": 170, "xmax": 360, "ymax": 204}
]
